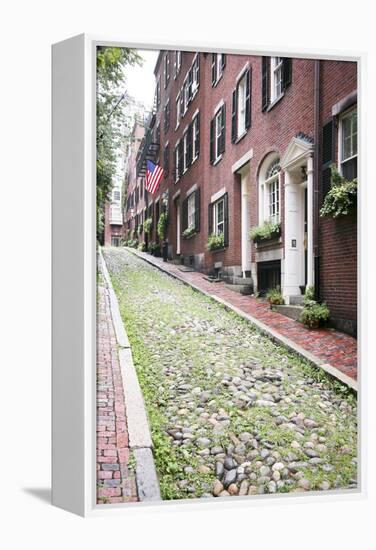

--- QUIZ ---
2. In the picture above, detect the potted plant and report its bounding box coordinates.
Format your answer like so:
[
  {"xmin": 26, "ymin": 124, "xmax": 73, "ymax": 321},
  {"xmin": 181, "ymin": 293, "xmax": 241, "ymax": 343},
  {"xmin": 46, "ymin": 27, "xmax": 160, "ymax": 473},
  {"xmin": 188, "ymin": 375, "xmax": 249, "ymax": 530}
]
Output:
[
  {"xmin": 249, "ymin": 221, "xmax": 281, "ymax": 244},
  {"xmin": 207, "ymin": 232, "xmax": 225, "ymax": 251},
  {"xmin": 157, "ymin": 212, "xmax": 168, "ymax": 240},
  {"xmin": 182, "ymin": 226, "xmax": 196, "ymax": 239},
  {"xmin": 266, "ymin": 287, "xmax": 284, "ymax": 306},
  {"xmin": 299, "ymin": 286, "xmax": 330, "ymax": 328},
  {"xmin": 320, "ymin": 164, "xmax": 357, "ymax": 219},
  {"xmin": 144, "ymin": 217, "xmax": 153, "ymax": 236}
]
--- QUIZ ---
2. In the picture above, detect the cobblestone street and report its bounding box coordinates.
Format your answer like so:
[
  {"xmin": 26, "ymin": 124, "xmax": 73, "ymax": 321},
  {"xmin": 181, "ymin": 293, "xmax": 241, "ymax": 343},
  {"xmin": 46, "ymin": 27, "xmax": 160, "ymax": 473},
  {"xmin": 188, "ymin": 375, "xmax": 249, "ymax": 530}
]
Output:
[
  {"xmin": 103, "ymin": 247, "xmax": 357, "ymax": 500},
  {"xmin": 96, "ymin": 274, "xmax": 138, "ymax": 504}
]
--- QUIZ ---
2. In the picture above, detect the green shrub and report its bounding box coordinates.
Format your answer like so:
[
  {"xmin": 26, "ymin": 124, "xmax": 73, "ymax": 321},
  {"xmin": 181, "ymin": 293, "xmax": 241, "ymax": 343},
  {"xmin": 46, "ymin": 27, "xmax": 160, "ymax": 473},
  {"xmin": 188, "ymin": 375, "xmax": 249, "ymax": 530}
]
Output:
[
  {"xmin": 137, "ymin": 224, "xmax": 143, "ymax": 236},
  {"xmin": 303, "ymin": 285, "xmax": 315, "ymax": 305},
  {"xmin": 207, "ymin": 232, "xmax": 225, "ymax": 251},
  {"xmin": 299, "ymin": 301, "xmax": 330, "ymax": 328},
  {"xmin": 149, "ymin": 241, "xmax": 160, "ymax": 255},
  {"xmin": 157, "ymin": 212, "xmax": 168, "ymax": 240},
  {"xmin": 144, "ymin": 217, "xmax": 153, "ymax": 235},
  {"xmin": 182, "ymin": 226, "xmax": 196, "ymax": 239},
  {"xmin": 266, "ymin": 287, "xmax": 284, "ymax": 305},
  {"xmin": 250, "ymin": 221, "xmax": 281, "ymax": 243},
  {"xmin": 320, "ymin": 164, "xmax": 357, "ymax": 218},
  {"xmin": 138, "ymin": 242, "xmax": 146, "ymax": 252},
  {"xmin": 126, "ymin": 239, "xmax": 138, "ymax": 248}
]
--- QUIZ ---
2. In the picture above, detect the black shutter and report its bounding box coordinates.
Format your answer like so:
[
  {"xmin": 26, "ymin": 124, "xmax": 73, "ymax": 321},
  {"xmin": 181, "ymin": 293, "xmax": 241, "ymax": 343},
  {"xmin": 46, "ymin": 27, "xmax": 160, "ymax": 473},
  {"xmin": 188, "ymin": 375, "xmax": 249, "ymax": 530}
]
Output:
[
  {"xmin": 221, "ymin": 53, "xmax": 226, "ymax": 70},
  {"xmin": 194, "ymin": 188, "xmax": 200, "ymax": 232},
  {"xmin": 211, "ymin": 54, "xmax": 216, "ymax": 85},
  {"xmin": 231, "ymin": 88, "xmax": 237, "ymax": 143},
  {"xmin": 282, "ymin": 58, "xmax": 292, "ymax": 90},
  {"xmin": 182, "ymin": 198, "xmax": 188, "ymax": 231},
  {"xmin": 195, "ymin": 112, "xmax": 200, "ymax": 157},
  {"xmin": 223, "ymin": 193, "xmax": 229, "ymax": 247},
  {"xmin": 187, "ymin": 123, "xmax": 193, "ymax": 165},
  {"xmin": 219, "ymin": 104, "xmax": 226, "ymax": 154},
  {"xmin": 245, "ymin": 68, "xmax": 251, "ymax": 129},
  {"xmin": 321, "ymin": 120, "xmax": 334, "ymax": 202},
  {"xmin": 208, "ymin": 202, "xmax": 213, "ymax": 235},
  {"xmin": 179, "ymin": 140, "xmax": 184, "ymax": 177},
  {"xmin": 210, "ymin": 118, "xmax": 214, "ymax": 164},
  {"xmin": 262, "ymin": 57, "xmax": 270, "ymax": 112},
  {"xmin": 188, "ymin": 68, "xmax": 193, "ymax": 100}
]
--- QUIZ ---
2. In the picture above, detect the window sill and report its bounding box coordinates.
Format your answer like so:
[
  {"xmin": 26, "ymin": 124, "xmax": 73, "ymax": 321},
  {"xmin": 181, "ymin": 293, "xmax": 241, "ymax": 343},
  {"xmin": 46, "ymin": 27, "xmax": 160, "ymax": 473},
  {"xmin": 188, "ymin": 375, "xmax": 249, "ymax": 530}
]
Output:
[
  {"xmin": 212, "ymin": 155, "xmax": 223, "ymax": 166},
  {"xmin": 254, "ymin": 236, "xmax": 282, "ymax": 249},
  {"xmin": 266, "ymin": 92, "xmax": 285, "ymax": 113},
  {"xmin": 234, "ymin": 129, "xmax": 248, "ymax": 144},
  {"xmin": 182, "ymin": 230, "xmax": 198, "ymax": 240},
  {"xmin": 212, "ymin": 74, "xmax": 223, "ymax": 88},
  {"xmin": 209, "ymin": 246, "xmax": 227, "ymax": 253}
]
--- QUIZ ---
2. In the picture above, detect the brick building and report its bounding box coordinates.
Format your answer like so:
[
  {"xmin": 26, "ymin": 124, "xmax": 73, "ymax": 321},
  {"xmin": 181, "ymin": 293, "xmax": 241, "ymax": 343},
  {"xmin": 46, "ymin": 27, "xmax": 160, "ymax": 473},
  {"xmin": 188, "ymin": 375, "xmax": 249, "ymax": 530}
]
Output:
[{"xmin": 125, "ymin": 50, "xmax": 357, "ymax": 335}]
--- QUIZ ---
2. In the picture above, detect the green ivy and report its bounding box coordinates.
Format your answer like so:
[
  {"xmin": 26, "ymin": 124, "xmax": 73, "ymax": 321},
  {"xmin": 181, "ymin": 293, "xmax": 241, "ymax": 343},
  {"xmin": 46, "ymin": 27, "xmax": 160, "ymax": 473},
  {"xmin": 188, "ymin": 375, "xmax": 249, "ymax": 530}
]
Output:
[
  {"xmin": 157, "ymin": 212, "xmax": 168, "ymax": 240},
  {"xmin": 320, "ymin": 164, "xmax": 357, "ymax": 218},
  {"xmin": 144, "ymin": 217, "xmax": 153, "ymax": 235},
  {"xmin": 249, "ymin": 221, "xmax": 281, "ymax": 243}
]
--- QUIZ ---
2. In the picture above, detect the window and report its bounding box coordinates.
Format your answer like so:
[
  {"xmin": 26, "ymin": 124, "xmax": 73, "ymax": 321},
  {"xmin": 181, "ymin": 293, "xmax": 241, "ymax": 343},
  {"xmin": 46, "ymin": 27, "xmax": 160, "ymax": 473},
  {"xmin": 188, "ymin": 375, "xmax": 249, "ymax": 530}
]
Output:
[
  {"xmin": 155, "ymin": 78, "xmax": 161, "ymax": 108},
  {"xmin": 259, "ymin": 156, "xmax": 281, "ymax": 224},
  {"xmin": 176, "ymin": 93, "xmax": 181, "ymax": 128},
  {"xmin": 164, "ymin": 100, "xmax": 170, "ymax": 132},
  {"xmin": 192, "ymin": 113, "xmax": 200, "ymax": 161},
  {"xmin": 183, "ymin": 76, "xmax": 190, "ymax": 115},
  {"xmin": 174, "ymin": 142, "xmax": 180, "ymax": 183},
  {"xmin": 183, "ymin": 131, "xmax": 189, "ymax": 172},
  {"xmin": 232, "ymin": 68, "xmax": 251, "ymax": 142},
  {"xmin": 111, "ymin": 236, "xmax": 121, "ymax": 247},
  {"xmin": 113, "ymin": 189, "xmax": 120, "ymax": 201},
  {"xmin": 182, "ymin": 189, "xmax": 200, "ymax": 233},
  {"xmin": 262, "ymin": 57, "xmax": 292, "ymax": 111},
  {"xmin": 164, "ymin": 53, "xmax": 170, "ymax": 88},
  {"xmin": 211, "ymin": 53, "xmax": 226, "ymax": 85},
  {"xmin": 210, "ymin": 104, "xmax": 226, "ymax": 163},
  {"xmin": 174, "ymin": 50, "xmax": 182, "ymax": 78},
  {"xmin": 187, "ymin": 193, "xmax": 196, "ymax": 229},
  {"xmin": 208, "ymin": 193, "xmax": 229, "ymax": 246},
  {"xmin": 340, "ymin": 107, "xmax": 357, "ymax": 180},
  {"xmin": 191, "ymin": 55, "xmax": 200, "ymax": 96}
]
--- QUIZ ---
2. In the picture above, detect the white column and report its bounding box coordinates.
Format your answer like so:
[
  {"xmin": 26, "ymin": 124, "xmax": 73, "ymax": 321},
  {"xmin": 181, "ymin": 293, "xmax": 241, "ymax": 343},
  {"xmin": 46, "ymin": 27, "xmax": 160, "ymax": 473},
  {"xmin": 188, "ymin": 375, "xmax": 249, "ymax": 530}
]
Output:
[
  {"xmin": 306, "ymin": 155, "xmax": 314, "ymax": 287},
  {"xmin": 241, "ymin": 170, "xmax": 251, "ymax": 276},
  {"xmin": 176, "ymin": 204, "xmax": 181, "ymax": 255},
  {"xmin": 283, "ymin": 171, "xmax": 301, "ymax": 302}
]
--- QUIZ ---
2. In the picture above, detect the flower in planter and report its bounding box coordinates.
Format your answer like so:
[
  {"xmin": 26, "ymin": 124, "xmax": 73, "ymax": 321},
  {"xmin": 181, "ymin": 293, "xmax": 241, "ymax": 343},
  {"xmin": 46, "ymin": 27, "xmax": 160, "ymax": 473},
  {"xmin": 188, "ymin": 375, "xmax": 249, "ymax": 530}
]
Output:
[
  {"xmin": 266, "ymin": 287, "xmax": 284, "ymax": 305},
  {"xmin": 207, "ymin": 232, "xmax": 225, "ymax": 251},
  {"xmin": 182, "ymin": 226, "xmax": 196, "ymax": 239},
  {"xmin": 249, "ymin": 221, "xmax": 281, "ymax": 243},
  {"xmin": 299, "ymin": 286, "xmax": 330, "ymax": 328},
  {"xmin": 320, "ymin": 164, "xmax": 357, "ymax": 218}
]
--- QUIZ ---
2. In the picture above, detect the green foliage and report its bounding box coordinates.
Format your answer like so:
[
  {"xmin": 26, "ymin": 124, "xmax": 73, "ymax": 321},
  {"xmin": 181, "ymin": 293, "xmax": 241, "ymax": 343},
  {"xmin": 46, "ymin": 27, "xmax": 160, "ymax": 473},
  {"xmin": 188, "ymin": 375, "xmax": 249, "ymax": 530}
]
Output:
[
  {"xmin": 144, "ymin": 217, "xmax": 153, "ymax": 235},
  {"xmin": 125, "ymin": 239, "xmax": 138, "ymax": 248},
  {"xmin": 266, "ymin": 286, "xmax": 284, "ymax": 305},
  {"xmin": 250, "ymin": 221, "xmax": 281, "ymax": 243},
  {"xmin": 137, "ymin": 224, "xmax": 143, "ymax": 236},
  {"xmin": 137, "ymin": 242, "xmax": 146, "ymax": 252},
  {"xmin": 148, "ymin": 241, "xmax": 160, "ymax": 255},
  {"xmin": 157, "ymin": 212, "xmax": 168, "ymax": 240},
  {"xmin": 300, "ymin": 301, "xmax": 330, "ymax": 328},
  {"xmin": 182, "ymin": 226, "xmax": 196, "ymax": 239},
  {"xmin": 320, "ymin": 164, "xmax": 357, "ymax": 218},
  {"xmin": 207, "ymin": 232, "xmax": 225, "ymax": 251},
  {"xmin": 303, "ymin": 285, "xmax": 315, "ymax": 305},
  {"xmin": 96, "ymin": 47, "xmax": 141, "ymax": 243}
]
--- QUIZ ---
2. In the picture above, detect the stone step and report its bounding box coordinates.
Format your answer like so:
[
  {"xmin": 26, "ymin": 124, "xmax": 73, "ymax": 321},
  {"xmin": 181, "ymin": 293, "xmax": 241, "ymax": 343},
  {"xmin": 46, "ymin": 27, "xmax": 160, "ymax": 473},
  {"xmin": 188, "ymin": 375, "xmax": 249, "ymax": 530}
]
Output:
[
  {"xmin": 289, "ymin": 295, "xmax": 304, "ymax": 305},
  {"xmin": 272, "ymin": 304, "xmax": 303, "ymax": 321},
  {"xmin": 224, "ymin": 284, "xmax": 253, "ymax": 295}
]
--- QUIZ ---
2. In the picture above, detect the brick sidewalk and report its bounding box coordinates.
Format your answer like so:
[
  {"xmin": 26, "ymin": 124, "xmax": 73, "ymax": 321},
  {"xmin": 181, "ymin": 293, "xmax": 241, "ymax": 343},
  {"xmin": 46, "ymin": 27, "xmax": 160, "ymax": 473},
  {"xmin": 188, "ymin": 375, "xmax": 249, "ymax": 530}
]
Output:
[
  {"xmin": 96, "ymin": 281, "xmax": 138, "ymax": 504},
  {"xmin": 131, "ymin": 250, "xmax": 357, "ymax": 381}
]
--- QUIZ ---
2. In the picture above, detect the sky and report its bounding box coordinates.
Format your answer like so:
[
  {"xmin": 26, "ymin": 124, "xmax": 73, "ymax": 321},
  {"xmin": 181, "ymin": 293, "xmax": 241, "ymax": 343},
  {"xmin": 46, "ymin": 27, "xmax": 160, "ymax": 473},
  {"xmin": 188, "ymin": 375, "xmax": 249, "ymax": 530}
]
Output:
[{"xmin": 125, "ymin": 49, "xmax": 159, "ymax": 109}]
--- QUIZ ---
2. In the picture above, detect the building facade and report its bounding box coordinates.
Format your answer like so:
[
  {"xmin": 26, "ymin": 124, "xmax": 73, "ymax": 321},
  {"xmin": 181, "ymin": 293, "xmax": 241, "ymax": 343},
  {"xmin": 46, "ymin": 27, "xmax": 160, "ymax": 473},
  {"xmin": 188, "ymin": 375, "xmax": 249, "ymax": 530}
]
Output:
[{"xmin": 125, "ymin": 51, "xmax": 357, "ymax": 335}]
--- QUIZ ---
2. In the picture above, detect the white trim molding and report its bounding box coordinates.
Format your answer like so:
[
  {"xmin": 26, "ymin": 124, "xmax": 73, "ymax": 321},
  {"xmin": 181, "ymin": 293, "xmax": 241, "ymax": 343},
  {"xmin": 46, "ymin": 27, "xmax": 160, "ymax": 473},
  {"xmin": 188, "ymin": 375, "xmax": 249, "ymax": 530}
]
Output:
[
  {"xmin": 210, "ymin": 187, "xmax": 226, "ymax": 203},
  {"xmin": 232, "ymin": 148, "xmax": 254, "ymax": 173}
]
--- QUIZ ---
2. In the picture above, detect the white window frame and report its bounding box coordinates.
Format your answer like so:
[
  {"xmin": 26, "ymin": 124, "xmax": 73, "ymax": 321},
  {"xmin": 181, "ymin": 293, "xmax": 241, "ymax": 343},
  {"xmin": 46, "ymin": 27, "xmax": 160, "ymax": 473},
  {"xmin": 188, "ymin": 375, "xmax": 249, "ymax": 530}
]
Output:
[
  {"xmin": 214, "ymin": 108, "xmax": 223, "ymax": 162},
  {"xmin": 213, "ymin": 197, "xmax": 225, "ymax": 235},
  {"xmin": 183, "ymin": 77, "xmax": 189, "ymax": 115},
  {"xmin": 156, "ymin": 77, "xmax": 161, "ymax": 108},
  {"xmin": 164, "ymin": 53, "xmax": 170, "ymax": 88},
  {"xmin": 183, "ymin": 130, "xmax": 189, "ymax": 173},
  {"xmin": 237, "ymin": 72, "xmax": 247, "ymax": 137},
  {"xmin": 175, "ymin": 50, "xmax": 181, "ymax": 78},
  {"xmin": 192, "ymin": 114, "xmax": 199, "ymax": 162},
  {"xmin": 112, "ymin": 189, "xmax": 120, "ymax": 202},
  {"xmin": 175, "ymin": 142, "xmax": 180, "ymax": 183},
  {"xmin": 191, "ymin": 54, "xmax": 199, "ymax": 97},
  {"xmin": 270, "ymin": 57, "xmax": 283, "ymax": 103},
  {"xmin": 259, "ymin": 156, "xmax": 281, "ymax": 224},
  {"xmin": 213, "ymin": 53, "xmax": 223, "ymax": 85},
  {"xmin": 339, "ymin": 106, "xmax": 357, "ymax": 176},
  {"xmin": 187, "ymin": 192, "xmax": 196, "ymax": 229},
  {"xmin": 175, "ymin": 93, "xmax": 181, "ymax": 129}
]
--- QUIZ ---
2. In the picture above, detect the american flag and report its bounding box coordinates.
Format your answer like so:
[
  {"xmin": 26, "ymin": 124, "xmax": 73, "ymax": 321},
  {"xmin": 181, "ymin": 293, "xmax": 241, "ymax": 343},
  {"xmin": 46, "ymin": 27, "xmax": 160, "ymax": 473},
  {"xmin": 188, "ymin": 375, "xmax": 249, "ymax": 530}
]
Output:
[{"xmin": 145, "ymin": 160, "xmax": 164, "ymax": 195}]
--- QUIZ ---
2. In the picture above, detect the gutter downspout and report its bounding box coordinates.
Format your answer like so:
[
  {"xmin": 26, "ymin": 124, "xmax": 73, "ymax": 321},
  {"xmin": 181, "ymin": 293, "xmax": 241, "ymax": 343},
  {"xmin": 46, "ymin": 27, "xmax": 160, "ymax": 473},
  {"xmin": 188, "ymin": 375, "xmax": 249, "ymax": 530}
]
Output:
[{"xmin": 313, "ymin": 60, "xmax": 321, "ymax": 301}]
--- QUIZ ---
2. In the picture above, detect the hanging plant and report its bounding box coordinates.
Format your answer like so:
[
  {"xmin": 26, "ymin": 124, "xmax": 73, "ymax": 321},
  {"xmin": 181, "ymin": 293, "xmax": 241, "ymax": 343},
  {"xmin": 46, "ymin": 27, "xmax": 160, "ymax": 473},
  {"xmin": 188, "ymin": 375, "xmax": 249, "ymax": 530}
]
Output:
[
  {"xmin": 157, "ymin": 212, "xmax": 168, "ymax": 240},
  {"xmin": 320, "ymin": 164, "xmax": 357, "ymax": 218}
]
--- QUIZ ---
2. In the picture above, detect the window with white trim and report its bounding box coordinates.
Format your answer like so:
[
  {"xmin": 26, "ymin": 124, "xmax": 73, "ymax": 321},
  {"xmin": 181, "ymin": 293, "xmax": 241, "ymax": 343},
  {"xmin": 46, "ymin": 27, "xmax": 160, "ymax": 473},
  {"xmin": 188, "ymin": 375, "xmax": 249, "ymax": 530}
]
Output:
[
  {"xmin": 164, "ymin": 53, "xmax": 170, "ymax": 88},
  {"xmin": 174, "ymin": 142, "xmax": 180, "ymax": 183},
  {"xmin": 183, "ymin": 131, "xmax": 189, "ymax": 173},
  {"xmin": 340, "ymin": 107, "xmax": 357, "ymax": 180},
  {"xmin": 270, "ymin": 57, "xmax": 283, "ymax": 103},
  {"xmin": 212, "ymin": 53, "xmax": 225, "ymax": 85},
  {"xmin": 174, "ymin": 50, "xmax": 181, "ymax": 78},
  {"xmin": 237, "ymin": 73, "xmax": 247, "ymax": 136},
  {"xmin": 259, "ymin": 156, "xmax": 281, "ymax": 224},
  {"xmin": 183, "ymin": 76, "xmax": 189, "ymax": 115},
  {"xmin": 192, "ymin": 55, "xmax": 199, "ymax": 96},
  {"xmin": 210, "ymin": 105, "xmax": 225, "ymax": 163},
  {"xmin": 113, "ymin": 189, "xmax": 120, "ymax": 201},
  {"xmin": 213, "ymin": 197, "xmax": 225, "ymax": 235},
  {"xmin": 187, "ymin": 192, "xmax": 196, "ymax": 229},
  {"xmin": 192, "ymin": 113, "xmax": 200, "ymax": 161},
  {"xmin": 155, "ymin": 77, "xmax": 161, "ymax": 108},
  {"xmin": 176, "ymin": 93, "xmax": 181, "ymax": 128}
]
